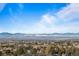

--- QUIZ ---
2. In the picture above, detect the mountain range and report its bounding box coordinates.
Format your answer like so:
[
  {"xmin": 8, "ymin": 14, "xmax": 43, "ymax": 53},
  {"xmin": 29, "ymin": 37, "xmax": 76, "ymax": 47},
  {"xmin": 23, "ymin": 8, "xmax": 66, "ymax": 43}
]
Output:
[
  {"xmin": 0, "ymin": 32, "xmax": 79, "ymax": 35},
  {"xmin": 0, "ymin": 32, "xmax": 79, "ymax": 40}
]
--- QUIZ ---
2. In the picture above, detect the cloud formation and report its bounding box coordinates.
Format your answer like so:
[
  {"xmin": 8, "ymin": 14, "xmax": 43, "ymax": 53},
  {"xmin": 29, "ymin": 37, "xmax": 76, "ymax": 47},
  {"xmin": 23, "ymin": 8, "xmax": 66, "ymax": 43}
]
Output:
[
  {"xmin": 31, "ymin": 3, "xmax": 79, "ymax": 33},
  {"xmin": 57, "ymin": 3, "xmax": 79, "ymax": 22},
  {"xmin": 1, "ymin": 3, "xmax": 79, "ymax": 33}
]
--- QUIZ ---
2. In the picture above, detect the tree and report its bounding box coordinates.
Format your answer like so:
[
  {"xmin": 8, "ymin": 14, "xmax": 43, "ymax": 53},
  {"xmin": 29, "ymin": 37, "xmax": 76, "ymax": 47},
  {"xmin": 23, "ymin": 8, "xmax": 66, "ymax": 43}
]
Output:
[
  {"xmin": 0, "ymin": 51, "xmax": 3, "ymax": 56},
  {"xmin": 15, "ymin": 47, "xmax": 25, "ymax": 56},
  {"xmin": 32, "ymin": 48, "xmax": 37, "ymax": 55}
]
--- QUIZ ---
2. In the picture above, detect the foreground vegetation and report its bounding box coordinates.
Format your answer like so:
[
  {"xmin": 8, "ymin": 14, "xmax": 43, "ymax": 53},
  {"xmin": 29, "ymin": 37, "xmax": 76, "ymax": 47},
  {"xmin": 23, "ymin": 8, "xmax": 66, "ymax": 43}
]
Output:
[{"xmin": 0, "ymin": 40, "xmax": 79, "ymax": 56}]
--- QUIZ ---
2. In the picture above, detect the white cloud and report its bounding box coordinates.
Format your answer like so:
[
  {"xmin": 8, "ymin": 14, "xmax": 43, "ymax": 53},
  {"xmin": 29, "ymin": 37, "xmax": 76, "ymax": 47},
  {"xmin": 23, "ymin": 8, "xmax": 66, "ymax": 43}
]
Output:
[
  {"xmin": 31, "ymin": 3, "xmax": 79, "ymax": 33},
  {"xmin": 41, "ymin": 14, "xmax": 56, "ymax": 24},
  {"xmin": 57, "ymin": 3, "xmax": 79, "ymax": 22}
]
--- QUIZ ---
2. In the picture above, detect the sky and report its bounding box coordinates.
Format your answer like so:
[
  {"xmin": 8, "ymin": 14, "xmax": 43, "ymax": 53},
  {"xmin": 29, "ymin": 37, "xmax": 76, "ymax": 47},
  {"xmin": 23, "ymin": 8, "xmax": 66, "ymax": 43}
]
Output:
[{"xmin": 0, "ymin": 3, "xmax": 79, "ymax": 34}]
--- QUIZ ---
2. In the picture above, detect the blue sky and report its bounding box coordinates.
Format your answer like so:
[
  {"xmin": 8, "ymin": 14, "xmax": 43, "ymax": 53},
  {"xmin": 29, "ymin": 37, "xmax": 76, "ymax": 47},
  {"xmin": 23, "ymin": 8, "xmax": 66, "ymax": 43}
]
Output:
[{"xmin": 0, "ymin": 3, "xmax": 79, "ymax": 33}]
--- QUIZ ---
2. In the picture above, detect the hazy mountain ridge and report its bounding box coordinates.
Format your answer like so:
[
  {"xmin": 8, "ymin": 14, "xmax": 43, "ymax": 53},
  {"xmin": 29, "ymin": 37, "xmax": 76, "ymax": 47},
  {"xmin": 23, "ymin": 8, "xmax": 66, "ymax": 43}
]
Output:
[
  {"xmin": 0, "ymin": 32, "xmax": 79, "ymax": 40},
  {"xmin": 0, "ymin": 32, "xmax": 79, "ymax": 35}
]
